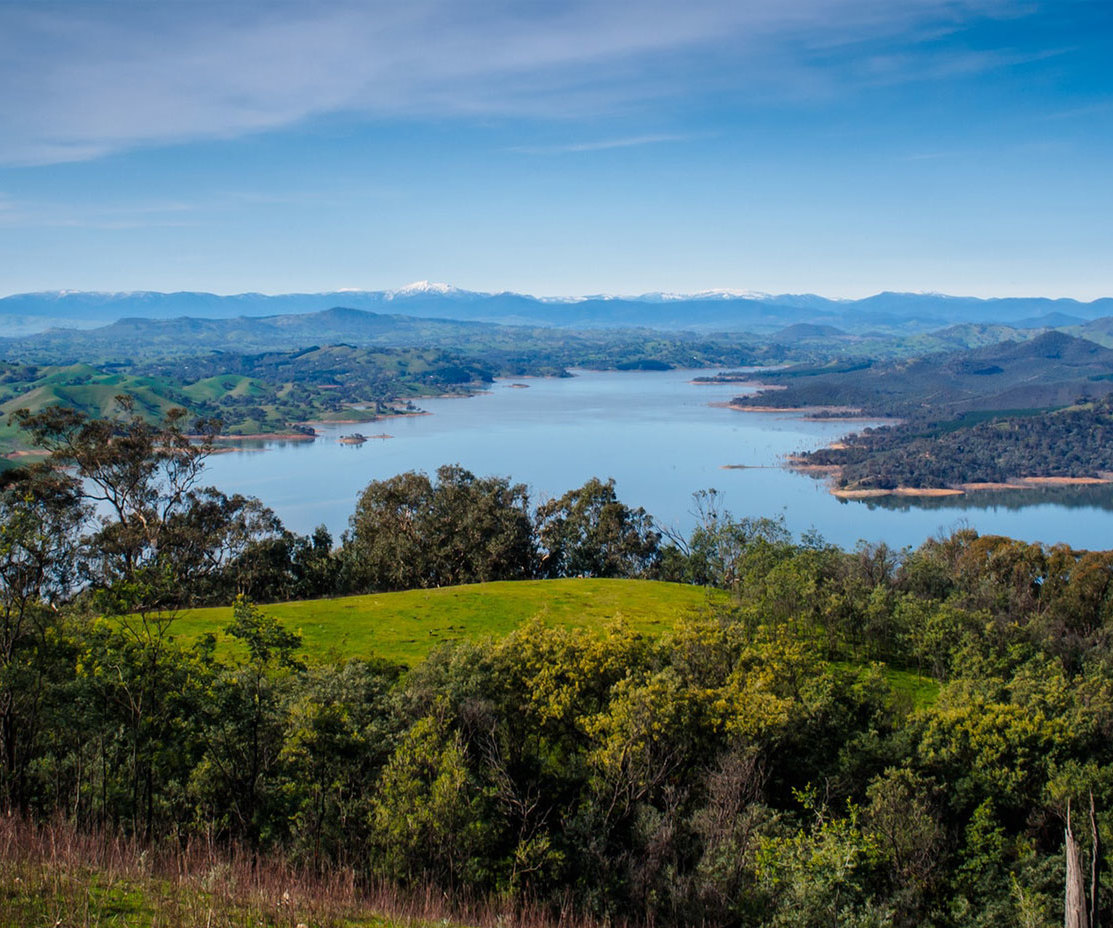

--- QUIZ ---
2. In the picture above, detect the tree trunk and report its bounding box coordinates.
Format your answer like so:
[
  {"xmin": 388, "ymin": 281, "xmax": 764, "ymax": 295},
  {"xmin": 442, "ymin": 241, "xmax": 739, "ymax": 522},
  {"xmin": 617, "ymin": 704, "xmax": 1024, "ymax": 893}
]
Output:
[
  {"xmin": 1067, "ymin": 803, "xmax": 1091, "ymax": 928},
  {"xmin": 1091, "ymin": 793, "xmax": 1102, "ymax": 928}
]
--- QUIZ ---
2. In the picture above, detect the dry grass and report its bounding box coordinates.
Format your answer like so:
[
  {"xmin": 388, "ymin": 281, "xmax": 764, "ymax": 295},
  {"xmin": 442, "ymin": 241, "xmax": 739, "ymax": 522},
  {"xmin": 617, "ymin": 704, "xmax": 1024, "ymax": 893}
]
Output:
[{"xmin": 0, "ymin": 816, "xmax": 608, "ymax": 928}]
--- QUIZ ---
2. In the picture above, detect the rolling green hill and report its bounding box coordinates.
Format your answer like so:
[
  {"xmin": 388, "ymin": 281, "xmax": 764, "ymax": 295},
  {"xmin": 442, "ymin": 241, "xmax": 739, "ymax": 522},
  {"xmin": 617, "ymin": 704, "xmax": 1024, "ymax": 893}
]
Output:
[
  {"xmin": 180, "ymin": 373, "xmax": 270, "ymax": 401},
  {"xmin": 168, "ymin": 578, "xmax": 729, "ymax": 665},
  {"xmin": 0, "ymin": 346, "xmax": 498, "ymax": 453},
  {"xmin": 162, "ymin": 579, "xmax": 937, "ymax": 707}
]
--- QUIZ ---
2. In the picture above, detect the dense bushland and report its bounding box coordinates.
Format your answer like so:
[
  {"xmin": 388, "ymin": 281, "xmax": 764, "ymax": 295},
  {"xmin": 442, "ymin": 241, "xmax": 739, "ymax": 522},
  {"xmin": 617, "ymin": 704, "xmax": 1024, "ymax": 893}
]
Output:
[
  {"xmin": 4, "ymin": 405, "xmax": 1113, "ymax": 927},
  {"xmin": 804, "ymin": 399, "xmax": 1113, "ymax": 489}
]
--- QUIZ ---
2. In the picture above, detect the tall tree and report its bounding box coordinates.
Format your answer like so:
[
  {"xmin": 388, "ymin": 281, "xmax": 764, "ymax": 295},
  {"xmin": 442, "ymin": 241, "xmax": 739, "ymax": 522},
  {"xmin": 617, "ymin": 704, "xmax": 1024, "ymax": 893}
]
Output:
[
  {"xmin": 0, "ymin": 465, "xmax": 84, "ymax": 811},
  {"xmin": 346, "ymin": 465, "xmax": 534, "ymax": 591},
  {"xmin": 536, "ymin": 477, "xmax": 659, "ymax": 579},
  {"xmin": 12, "ymin": 401, "xmax": 281, "ymax": 836},
  {"xmin": 14, "ymin": 399, "xmax": 279, "ymax": 615}
]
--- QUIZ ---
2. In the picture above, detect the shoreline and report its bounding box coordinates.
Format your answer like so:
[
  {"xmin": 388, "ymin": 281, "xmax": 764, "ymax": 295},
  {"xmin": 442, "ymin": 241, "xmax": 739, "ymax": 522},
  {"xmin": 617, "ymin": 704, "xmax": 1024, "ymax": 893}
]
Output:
[
  {"xmin": 692, "ymin": 379, "xmax": 786, "ymax": 389},
  {"xmin": 783, "ymin": 442, "xmax": 1113, "ymax": 499},
  {"xmin": 718, "ymin": 399, "xmax": 901, "ymax": 425},
  {"xmin": 785, "ymin": 446, "xmax": 1113, "ymax": 498},
  {"xmin": 785, "ymin": 439, "xmax": 1113, "ymax": 497},
  {"xmin": 209, "ymin": 432, "xmax": 316, "ymax": 442},
  {"xmin": 297, "ymin": 410, "xmax": 431, "ymax": 426},
  {"xmin": 794, "ymin": 464, "xmax": 1113, "ymax": 500}
]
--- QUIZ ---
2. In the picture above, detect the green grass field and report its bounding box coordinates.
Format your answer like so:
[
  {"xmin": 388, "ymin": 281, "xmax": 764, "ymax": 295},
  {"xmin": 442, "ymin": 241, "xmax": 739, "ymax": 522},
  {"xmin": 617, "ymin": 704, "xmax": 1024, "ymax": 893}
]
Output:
[
  {"xmin": 884, "ymin": 667, "xmax": 940, "ymax": 709},
  {"xmin": 168, "ymin": 580, "xmax": 939, "ymax": 706},
  {"xmin": 171, "ymin": 578, "xmax": 729, "ymax": 665}
]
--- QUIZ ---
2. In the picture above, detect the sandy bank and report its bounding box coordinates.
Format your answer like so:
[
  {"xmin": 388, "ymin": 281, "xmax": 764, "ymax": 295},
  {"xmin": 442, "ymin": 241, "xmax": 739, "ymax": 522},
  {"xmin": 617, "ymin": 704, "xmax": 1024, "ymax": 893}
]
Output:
[
  {"xmin": 832, "ymin": 487, "xmax": 965, "ymax": 499},
  {"xmin": 692, "ymin": 379, "xmax": 788, "ymax": 389},
  {"xmin": 724, "ymin": 401, "xmax": 865, "ymax": 416},
  {"xmin": 829, "ymin": 476, "xmax": 1113, "ymax": 500}
]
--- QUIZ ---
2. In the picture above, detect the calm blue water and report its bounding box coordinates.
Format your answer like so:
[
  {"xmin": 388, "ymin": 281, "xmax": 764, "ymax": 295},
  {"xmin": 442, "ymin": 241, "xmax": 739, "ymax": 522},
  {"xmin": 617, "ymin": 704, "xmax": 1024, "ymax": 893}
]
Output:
[{"xmin": 201, "ymin": 368, "xmax": 1113, "ymax": 551}]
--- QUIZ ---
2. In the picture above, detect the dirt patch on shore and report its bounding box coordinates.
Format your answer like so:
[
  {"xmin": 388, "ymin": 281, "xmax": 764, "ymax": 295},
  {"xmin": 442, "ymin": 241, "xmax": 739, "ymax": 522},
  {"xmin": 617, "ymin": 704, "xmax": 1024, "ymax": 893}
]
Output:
[
  {"xmin": 832, "ymin": 486, "xmax": 965, "ymax": 499},
  {"xmin": 725, "ymin": 402, "xmax": 865, "ymax": 416}
]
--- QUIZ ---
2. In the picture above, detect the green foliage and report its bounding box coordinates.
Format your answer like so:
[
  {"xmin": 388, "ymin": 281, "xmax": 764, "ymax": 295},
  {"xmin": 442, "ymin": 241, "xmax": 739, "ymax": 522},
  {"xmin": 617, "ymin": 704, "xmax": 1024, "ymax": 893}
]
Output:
[
  {"xmin": 12, "ymin": 400, "xmax": 280, "ymax": 614},
  {"xmin": 370, "ymin": 713, "xmax": 499, "ymax": 889},
  {"xmin": 346, "ymin": 465, "xmax": 536, "ymax": 591},
  {"xmin": 225, "ymin": 594, "xmax": 303, "ymax": 668},
  {"xmin": 194, "ymin": 598, "xmax": 306, "ymax": 844},
  {"xmin": 9, "ymin": 415, "xmax": 1113, "ymax": 926},
  {"xmin": 755, "ymin": 792, "xmax": 892, "ymax": 928},
  {"xmin": 280, "ymin": 657, "xmax": 401, "ymax": 866},
  {"xmin": 0, "ymin": 464, "xmax": 85, "ymax": 811},
  {"xmin": 810, "ymin": 398, "xmax": 1113, "ymax": 489},
  {"xmin": 660, "ymin": 491, "xmax": 793, "ymax": 589},
  {"xmin": 536, "ymin": 477, "xmax": 660, "ymax": 579}
]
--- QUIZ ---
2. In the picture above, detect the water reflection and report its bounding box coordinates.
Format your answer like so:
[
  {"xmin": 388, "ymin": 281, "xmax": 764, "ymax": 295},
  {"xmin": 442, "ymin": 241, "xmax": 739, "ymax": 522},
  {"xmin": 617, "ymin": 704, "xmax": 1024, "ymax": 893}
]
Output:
[{"xmin": 852, "ymin": 484, "xmax": 1113, "ymax": 513}]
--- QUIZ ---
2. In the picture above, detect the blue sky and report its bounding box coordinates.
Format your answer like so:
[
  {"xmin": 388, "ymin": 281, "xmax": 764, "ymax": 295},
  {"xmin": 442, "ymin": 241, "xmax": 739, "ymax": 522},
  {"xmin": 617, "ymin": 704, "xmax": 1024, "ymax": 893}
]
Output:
[{"xmin": 1, "ymin": 0, "xmax": 1110, "ymax": 299}]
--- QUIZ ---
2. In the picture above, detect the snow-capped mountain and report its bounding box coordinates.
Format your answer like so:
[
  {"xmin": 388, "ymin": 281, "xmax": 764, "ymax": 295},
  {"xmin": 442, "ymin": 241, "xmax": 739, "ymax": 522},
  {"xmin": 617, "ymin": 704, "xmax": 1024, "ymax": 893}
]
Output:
[
  {"xmin": 387, "ymin": 281, "xmax": 476, "ymax": 299},
  {"xmin": 2, "ymin": 285, "xmax": 1112, "ymax": 337}
]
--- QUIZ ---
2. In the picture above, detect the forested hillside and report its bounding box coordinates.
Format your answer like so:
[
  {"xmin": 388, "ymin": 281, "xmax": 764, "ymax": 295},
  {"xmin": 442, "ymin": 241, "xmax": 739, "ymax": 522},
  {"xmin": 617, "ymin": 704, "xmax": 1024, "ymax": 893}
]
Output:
[
  {"xmin": 805, "ymin": 398, "xmax": 1113, "ymax": 489},
  {"xmin": 0, "ymin": 347, "xmax": 494, "ymax": 454},
  {"xmin": 0, "ymin": 305, "xmax": 764, "ymax": 365},
  {"xmin": 736, "ymin": 332, "xmax": 1113, "ymax": 490},
  {"xmin": 733, "ymin": 331, "xmax": 1113, "ymax": 416},
  {"xmin": 3, "ymin": 406, "xmax": 1113, "ymax": 928}
]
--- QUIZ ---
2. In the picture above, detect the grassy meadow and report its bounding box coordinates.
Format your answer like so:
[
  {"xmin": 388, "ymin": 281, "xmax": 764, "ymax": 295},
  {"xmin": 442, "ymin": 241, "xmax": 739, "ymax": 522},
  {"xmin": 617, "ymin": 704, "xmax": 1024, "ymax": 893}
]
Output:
[
  {"xmin": 163, "ymin": 579, "xmax": 937, "ymax": 706},
  {"xmin": 169, "ymin": 578, "xmax": 728, "ymax": 665}
]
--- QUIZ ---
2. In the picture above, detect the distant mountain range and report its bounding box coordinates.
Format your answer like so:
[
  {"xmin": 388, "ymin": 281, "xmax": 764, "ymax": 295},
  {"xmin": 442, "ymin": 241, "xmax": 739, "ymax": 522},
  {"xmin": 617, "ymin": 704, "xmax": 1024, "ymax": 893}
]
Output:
[
  {"xmin": 0, "ymin": 306, "xmax": 767, "ymax": 366},
  {"xmin": 0, "ymin": 307, "xmax": 516, "ymax": 360},
  {"xmin": 3, "ymin": 284, "xmax": 1112, "ymax": 336}
]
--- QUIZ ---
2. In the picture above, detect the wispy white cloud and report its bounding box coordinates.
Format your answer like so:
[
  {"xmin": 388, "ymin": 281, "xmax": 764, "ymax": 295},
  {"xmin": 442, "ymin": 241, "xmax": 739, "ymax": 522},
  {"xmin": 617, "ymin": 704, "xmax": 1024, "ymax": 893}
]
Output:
[
  {"xmin": 0, "ymin": 187, "xmax": 395, "ymax": 230},
  {"xmin": 902, "ymin": 151, "xmax": 961, "ymax": 161},
  {"xmin": 1041, "ymin": 99, "xmax": 1113, "ymax": 121},
  {"xmin": 0, "ymin": 0, "xmax": 1032, "ymax": 165},
  {"xmin": 0, "ymin": 194, "xmax": 200, "ymax": 230},
  {"xmin": 511, "ymin": 134, "xmax": 697, "ymax": 154}
]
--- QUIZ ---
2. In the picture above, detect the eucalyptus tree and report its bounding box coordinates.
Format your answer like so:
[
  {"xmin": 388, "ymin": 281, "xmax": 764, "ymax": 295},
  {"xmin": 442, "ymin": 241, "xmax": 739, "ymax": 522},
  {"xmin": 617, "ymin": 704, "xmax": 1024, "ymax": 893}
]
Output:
[
  {"xmin": 12, "ymin": 399, "xmax": 282, "ymax": 835},
  {"xmin": 346, "ymin": 464, "xmax": 534, "ymax": 591},
  {"xmin": 0, "ymin": 464, "xmax": 85, "ymax": 811},
  {"xmin": 535, "ymin": 477, "xmax": 660, "ymax": 579},
  {"xmin": 13, "ymin": 399, "xmax": 280, "ymax": 618}
]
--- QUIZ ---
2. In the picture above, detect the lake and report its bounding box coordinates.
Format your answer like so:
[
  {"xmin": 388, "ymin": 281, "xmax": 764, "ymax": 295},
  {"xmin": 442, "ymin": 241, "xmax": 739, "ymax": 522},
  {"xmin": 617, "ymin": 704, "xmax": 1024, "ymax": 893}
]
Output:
[{"xmin": 202, "ymin": 368, "xmax": 1113, "ymax": 551}]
